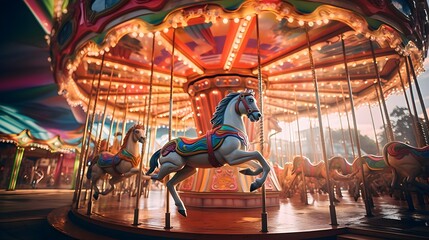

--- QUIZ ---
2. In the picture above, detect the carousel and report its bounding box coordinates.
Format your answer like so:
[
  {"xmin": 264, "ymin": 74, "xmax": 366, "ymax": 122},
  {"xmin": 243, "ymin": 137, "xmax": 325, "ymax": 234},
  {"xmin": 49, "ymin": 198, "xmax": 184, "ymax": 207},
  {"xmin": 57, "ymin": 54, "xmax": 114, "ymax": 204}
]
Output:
[{"xmin": 46, "ymin": 0, "xmax": 429, "ymax": 239}]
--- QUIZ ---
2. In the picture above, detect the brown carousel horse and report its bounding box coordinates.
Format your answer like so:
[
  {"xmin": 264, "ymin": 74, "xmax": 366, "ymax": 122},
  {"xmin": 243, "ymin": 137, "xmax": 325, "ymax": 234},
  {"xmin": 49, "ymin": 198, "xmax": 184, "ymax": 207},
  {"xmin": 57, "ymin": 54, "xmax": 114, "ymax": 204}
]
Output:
[
  {"xmin": 383, "ymin": 141, "xmax": 429, "ymax": 195},
  {"xmin": 327, "ymin": 156, "xmax": 356, "ymax": 197},
  {"xmin": 87, "ymin": 124, "xmax": 146, "ymax": 200},
  {"xmin": 346, "ymin": 154, "xmax": 391, "ymax": 201},
  {"xmin": 290, "ymin": 156, "xmax": 331, "ymax": 196}
]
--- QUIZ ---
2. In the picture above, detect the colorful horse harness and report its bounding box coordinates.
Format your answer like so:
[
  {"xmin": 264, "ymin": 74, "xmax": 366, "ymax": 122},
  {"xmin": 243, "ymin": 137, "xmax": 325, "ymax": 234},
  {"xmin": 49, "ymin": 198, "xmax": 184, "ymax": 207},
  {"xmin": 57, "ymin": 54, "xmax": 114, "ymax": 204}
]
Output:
[
  {"xmin": 161, "ymin": 125, "xmax": 249, "ymax": 167},
  {"xmin": 97, "ymin": 149, "xmax": 141, "ymax": 174},
  {"xmin": 387, "ymin": 142, "xmax": 429, "ymax": 161}
]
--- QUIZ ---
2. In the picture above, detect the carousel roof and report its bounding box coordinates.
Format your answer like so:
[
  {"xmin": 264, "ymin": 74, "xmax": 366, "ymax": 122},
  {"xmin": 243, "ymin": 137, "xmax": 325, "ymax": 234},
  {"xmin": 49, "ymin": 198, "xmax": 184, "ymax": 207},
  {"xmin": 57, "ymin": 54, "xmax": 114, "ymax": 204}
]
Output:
[
  {"xmin": 0, "ymin": 1, "xmax": 83, "ymax": 142},
  {"xmin": 49, "ymin": 0, "xmax": 429, "ymax": 129}
]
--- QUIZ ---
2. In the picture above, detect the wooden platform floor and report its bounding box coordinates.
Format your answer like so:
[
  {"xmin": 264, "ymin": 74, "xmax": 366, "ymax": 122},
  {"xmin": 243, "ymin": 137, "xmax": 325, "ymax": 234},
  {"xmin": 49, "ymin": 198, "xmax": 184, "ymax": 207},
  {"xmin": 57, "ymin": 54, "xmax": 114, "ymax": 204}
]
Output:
[{"xmin": 56, "ymin": 188, "xmax": 429, "ymax": 239}]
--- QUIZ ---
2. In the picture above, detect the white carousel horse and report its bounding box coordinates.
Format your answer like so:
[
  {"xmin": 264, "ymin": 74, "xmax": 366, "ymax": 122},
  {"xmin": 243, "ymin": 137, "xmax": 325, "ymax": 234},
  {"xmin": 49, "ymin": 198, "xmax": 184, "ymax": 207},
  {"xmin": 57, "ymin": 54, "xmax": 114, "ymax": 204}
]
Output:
[
  {"xmin": 87, "ymin": 124, "xmax": 145, "ymax": 200},
  {"xmin": 144, "ymin": 90, "xmax": 270, "ymax": 217},
  {"xmin": 383, "ymin": 141, "xmax": 429, "ymax": 194}
]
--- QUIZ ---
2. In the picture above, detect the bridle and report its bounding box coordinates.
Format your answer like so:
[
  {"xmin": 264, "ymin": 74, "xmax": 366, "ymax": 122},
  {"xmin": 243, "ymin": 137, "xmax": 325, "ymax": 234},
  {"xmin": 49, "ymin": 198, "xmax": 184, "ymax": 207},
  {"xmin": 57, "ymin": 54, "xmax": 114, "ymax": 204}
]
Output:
[{"xmin": 235, "ymin": 92, "xmax": 260, "ymax": 117}]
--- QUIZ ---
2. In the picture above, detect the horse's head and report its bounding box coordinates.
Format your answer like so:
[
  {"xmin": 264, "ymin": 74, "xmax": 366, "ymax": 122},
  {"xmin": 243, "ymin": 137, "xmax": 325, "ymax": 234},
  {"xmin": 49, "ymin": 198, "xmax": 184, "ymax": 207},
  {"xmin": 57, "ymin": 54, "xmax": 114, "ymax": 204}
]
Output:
[
  {"xmin": 291, "ymin": 155, "xmax": 304, "ymax": 174},
  {"xmin": 132, "ymin": 124, "xmax": 146, "ymax": 143},
  {"xmin": 235, "ymin": 89, "xmax": 261, "ymax": 122}
]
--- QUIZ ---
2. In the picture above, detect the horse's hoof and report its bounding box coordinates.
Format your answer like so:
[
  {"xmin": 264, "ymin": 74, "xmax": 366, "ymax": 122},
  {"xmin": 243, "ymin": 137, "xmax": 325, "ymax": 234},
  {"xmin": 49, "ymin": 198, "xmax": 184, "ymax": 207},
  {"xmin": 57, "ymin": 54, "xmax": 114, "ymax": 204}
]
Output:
[
  {"xmin": 239, "ymin": 168, "xmax": 251, "ymax": 175},
  {"xmin": 178, "ymin": 209, "xmax": 187, "ymax": 217},
  {"xmin": 250, "ymin": 182, "xmax": 259, "ymax": 192},
  {"xmin": 93, "ymin": 193, "xmax": 99, "ymax": 200}
]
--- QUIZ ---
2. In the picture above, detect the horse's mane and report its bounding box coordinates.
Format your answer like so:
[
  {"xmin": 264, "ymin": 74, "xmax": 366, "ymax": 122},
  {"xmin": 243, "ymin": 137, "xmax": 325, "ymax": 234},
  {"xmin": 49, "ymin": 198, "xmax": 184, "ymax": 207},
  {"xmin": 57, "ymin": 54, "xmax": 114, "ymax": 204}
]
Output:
[
  {"xmin": 210, "ymin": 92, "xmax": 241, "ymax": 127},
  {"xmin": 120, "ymin": 124, "xmax": 144, "ymax": 149}
]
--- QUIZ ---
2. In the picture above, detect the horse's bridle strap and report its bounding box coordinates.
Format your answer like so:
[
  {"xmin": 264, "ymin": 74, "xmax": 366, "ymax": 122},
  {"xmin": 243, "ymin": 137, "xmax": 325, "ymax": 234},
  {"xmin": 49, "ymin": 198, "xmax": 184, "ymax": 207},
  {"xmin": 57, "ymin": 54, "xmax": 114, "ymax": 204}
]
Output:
[
  {"xmin": 235, "ymin": 93, "xmax": 259, "ymax": 116},
  {"xmin": 206, "ymin": 129, "xmax": 223, "ymax": 168}
]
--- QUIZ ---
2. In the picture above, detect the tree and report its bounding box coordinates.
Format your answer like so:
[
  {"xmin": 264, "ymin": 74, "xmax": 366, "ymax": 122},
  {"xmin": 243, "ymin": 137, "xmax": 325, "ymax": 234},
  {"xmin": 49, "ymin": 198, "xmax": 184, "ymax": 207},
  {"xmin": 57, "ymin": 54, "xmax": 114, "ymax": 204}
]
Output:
[
  {"xmin": 378, "ymin": 106, "xmax": 426, "ymax": 147},
  {"xmin": 330, "ymin": 128, "xmax": 378, "ymax": 158}
]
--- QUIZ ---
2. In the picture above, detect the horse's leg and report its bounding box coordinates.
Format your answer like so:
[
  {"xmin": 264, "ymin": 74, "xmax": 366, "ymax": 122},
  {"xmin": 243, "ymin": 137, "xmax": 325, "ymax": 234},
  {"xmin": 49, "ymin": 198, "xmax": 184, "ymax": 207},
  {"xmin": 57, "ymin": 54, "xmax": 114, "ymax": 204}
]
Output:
[
  {"xmin": 239, "ymin": 160, "xmax": 263, "ymax": 176},
  {"xmin": 225, "ymin": 150, "xmax": 270, "ymax": 192},
  {"xmin": 91, "ymin": 165, "xmax": 103, "ymax": 200},
  {"xmin": 102, "ymin": 175, "xmax": 124, "ymax": 195},
  {"xmin": 353, "ymin": 178, "xmax": 360, "ymax": 202},
  {"xmin": 165, "ymin": 165, "xmax": 196, "ymax": 217},
  {"xmin": 151, "ymin": 161, "xmax": 183, "ymax": 181}
]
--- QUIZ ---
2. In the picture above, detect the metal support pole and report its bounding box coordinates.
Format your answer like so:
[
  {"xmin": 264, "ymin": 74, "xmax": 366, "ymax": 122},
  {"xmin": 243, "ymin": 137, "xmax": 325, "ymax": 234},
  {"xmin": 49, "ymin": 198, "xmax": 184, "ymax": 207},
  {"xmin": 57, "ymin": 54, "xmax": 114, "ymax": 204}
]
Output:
[
  {"xmin": 306, "ymin": 105, "xmax": 317, "ymax": 162},
  {"xmin": 405, "ymin": 58, "xmax": 424, "ymax": 146},
  {"xmin": 407, "ymin": 56, "xmax": 429, "ymax": 133},
  {"xmin": 74, "ymin": 82, "xmax": 95, "ymax": 208},
  {"xmin": 133, "ymin": 32, "xmax": 156, "ymax": 226},
  {"xmin": 324, "ymin": 98, "xmax": 335, "ymax": 157},
  {"xmin": 107, "ymin": 88, "xmax": 119, "ymax": 150},
  {"xmin": 397, "ymin": 60, "xmax": 421, "ymax": 146},
  {"xmin": 369, "ymin": 40, "xmax": 394, "ymax": 142},
  {"xmin": 335, "ymin": 96, "xmax": 348, "ymax": 159},
  {"xmin": 305, "ymin": 27, "xmax": 337, "ymax": 226},
  {"xmin": 256, "ymin": 14, "xmax": 268, "ymax": 233},
  {"xmin": 374, "ymin": 85, "xmax": 388, "ymax": 142},
  {"xmin": 165, "ymin": 28, "xmax": 176, "ymax": 230},
  {"xmin": 340, "ymin": 84, "xmax": 355, "ymax": 159},
  {"xmin": 87, "ymin": 53, "xmax": 106, "ymax": 215},
  {"xmin": 96, "ymin": 68, "xmax": 114, "ymax": 153},
  {"xmin": 368, "ymin": 103, "xmax": 381, "ymax": 154},
  {"xmin": 293, "ymin": 87, "xmax": 308, "ymax": 205},
  {"xmin": 341, "ymin": 35, "xmax": 372, "ymax": 217}
]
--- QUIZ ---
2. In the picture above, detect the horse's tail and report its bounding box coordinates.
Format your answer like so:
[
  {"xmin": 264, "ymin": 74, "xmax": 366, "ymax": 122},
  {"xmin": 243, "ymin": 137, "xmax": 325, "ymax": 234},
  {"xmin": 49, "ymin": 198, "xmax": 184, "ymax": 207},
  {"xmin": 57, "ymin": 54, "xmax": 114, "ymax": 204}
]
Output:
[
  {"xmin": 86, "ymin": 164, "xmax": 93, "ymax": 179},
  {"xmin": 146, "ymin": 149, "xmax": 161, "ymax": 175},
  {"xmin": 86, "ymin": 155, "xmax": 98, "ymax": 179}
]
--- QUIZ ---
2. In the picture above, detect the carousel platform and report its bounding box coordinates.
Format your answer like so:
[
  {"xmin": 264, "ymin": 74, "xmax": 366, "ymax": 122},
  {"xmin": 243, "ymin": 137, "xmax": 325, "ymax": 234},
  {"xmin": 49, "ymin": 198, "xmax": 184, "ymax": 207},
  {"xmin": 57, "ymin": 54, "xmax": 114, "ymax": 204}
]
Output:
[{"xmin": 48, "ymin": 188, "xmax": 429, "ymax": 240}]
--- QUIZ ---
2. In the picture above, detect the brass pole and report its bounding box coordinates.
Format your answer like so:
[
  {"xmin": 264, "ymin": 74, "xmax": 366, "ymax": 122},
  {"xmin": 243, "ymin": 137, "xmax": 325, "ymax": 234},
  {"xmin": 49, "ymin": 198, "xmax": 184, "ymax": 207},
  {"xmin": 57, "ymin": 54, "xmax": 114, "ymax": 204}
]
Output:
[
  {"xmin": 335, "ymin": 96, "xmax": 348, "ymax": 159},
  {"xmin": 305, "ymin": 27, "xmax": 337, "ymax": 226},
  {"xmin": 324, "ymin": 98, "xmax": 335, "ymax": 157},
  {"xmin": 369, "ymin": 40, "xmax": 394, "ymax": 142},
  {"xmin": 121, "ymin": 92, "xmax": 129, "ymax": 144},
  {"xmin": 74, "ymin": 81, "xmax": 95, "ymax": 208},
  {"xmin": 374, "ymin": 84, "xmax": 388, "ymax": 142},
  {"xmin": 306, "ymin": 105, "xmax": 318, "ymax": 163},
  {"xmin": 405, "ymin": 58, "xmax": 423, "ymax": 145},
  {"xmin": 397, "ymin": 60, "xmax": 421, "ymax": 146},
  {"xmin": 87, "ymin": 53, "xmax": 106, "ymax": 215},
  {"xmin": 340, "ymin": 84, "xmax": 355, "ymax": 159},
  {"xmin": 107, "ymin": 88, "xmax": 119, "ymax": 151},
  {"xmin": 293, "ymin": 87, "xmax": 308, "ymax": 205},
  {"xmin": 96, "ymin": 68, "xmax": 114, "ymax": 153},
  {"xmin": 164, "ymin": 29, "xmax": 176, "ymax": 230},
  {"xmin": 133, "ymin": 33, "xmax": 156, "ymax": 226},
  {"xmin": 407, "ymin": 56, "xmax": 429, "ymax": 145},
  {"xmin": 407, "ymin": 56, "xmax": 429, "ymax": 134},
  {"xmin": 368, "ymin": 103, "xmax": 381, "ymax": 154},
  {"xmin": 256, "ymin": 14, "xmax": 268, "ymax": 233},
  {"xmin": 341, "ymin": 35, "xmax": 372, "ymax": 217}
]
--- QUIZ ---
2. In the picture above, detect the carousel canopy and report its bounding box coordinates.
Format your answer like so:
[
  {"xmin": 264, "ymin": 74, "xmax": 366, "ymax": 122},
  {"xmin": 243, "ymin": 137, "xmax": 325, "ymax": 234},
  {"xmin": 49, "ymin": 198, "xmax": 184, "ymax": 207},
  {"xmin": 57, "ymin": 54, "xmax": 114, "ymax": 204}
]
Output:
[
  {"xmin": 49, "ymin": 0, "xmax": 429, "ymax": 128},
  {"xmin": 0, "ymin": 1, "xmax": 83, "ymax": 143}
]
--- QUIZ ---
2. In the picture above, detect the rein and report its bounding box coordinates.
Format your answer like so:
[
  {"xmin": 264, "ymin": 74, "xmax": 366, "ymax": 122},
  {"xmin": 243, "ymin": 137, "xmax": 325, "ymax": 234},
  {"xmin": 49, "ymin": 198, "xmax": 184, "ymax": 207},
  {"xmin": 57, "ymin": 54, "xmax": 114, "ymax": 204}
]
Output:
[{"xmin": 235, "ymin": 92, "xmax": 259, "ymax": 117}]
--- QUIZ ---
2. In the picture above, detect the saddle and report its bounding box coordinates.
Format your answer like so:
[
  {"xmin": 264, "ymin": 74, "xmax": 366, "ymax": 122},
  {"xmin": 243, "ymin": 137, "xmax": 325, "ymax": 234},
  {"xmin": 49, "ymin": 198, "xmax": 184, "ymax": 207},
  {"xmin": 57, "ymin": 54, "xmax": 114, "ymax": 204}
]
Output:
[
  {"xmin": 161, "ymin": 125, "xmax": 248, "ymax": 166},
  {"xmin": 97, "ymin": 149, "xmax": 140, "ymax": 169},
  {"xmin": 363, "ymin": 155, "xmax": 386, "ymax": 170}
]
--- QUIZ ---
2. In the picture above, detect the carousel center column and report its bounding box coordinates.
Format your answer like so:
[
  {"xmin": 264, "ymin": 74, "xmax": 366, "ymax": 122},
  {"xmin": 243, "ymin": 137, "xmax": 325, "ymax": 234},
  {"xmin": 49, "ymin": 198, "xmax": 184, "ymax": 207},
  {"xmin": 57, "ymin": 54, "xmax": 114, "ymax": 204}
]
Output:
[{"xmin": 178, "ymin": 74, "xmax": 280, "ymax": 208}]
